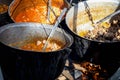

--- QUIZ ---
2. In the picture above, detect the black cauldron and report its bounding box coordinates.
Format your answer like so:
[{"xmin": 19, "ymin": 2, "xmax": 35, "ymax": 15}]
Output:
[
  {"xmin": 65, "ymin": 0, "xmax": 120, "ymax": 78},
  {"xmin": 0, "ymin": 23, "xmax": 73, "ymax": 80}
]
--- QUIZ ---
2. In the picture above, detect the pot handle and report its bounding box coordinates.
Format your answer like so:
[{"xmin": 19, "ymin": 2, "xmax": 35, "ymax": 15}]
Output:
[
  {"xmin": 62, "ymin": 48, "xmax": 72, "ymax": 60},
  {"xmin": 65, "ymin": 47, "xmax": 72, "ymax": 55}
]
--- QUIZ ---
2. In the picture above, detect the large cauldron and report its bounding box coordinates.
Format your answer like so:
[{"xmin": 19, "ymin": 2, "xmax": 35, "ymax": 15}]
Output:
[
  {"xmin": 65, "ymin": 0, "xmax": 120, "ymax": 78},
  {"xmin": 0, "ymin": 23, "xmax": 73, "ymax": 80}
]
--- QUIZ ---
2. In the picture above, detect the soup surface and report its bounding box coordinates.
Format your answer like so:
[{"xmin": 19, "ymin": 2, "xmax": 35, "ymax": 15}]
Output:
[
  {"xmin": 69, "ymin": 3, "xmax": 118, "ymax": 30},
  {"xmin": 11, "ymin": 0, "xmax": 68, "ymax": 24},
  {"xmin": 9, "ymin": 38, "xmax": 65, "ymax": 52}
]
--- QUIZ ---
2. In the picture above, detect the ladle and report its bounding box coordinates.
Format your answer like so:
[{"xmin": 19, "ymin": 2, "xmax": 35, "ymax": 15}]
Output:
[
  {"xmin": 42, "ymin": 8, "xmax": 67, "ymax": 51},
  {"xmin": 82, "ymin": 9, "xmax": 120, "ymax": 31},
  {"xmin": 47, "ymin": 0, "xmax": 51, "ymax": 20},
  {"xmin": 95, "ymin": 9, "xmax": 120, "ymax": 26}
]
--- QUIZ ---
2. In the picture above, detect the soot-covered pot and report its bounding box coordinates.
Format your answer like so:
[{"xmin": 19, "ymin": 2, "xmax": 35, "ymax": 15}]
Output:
[
  {"xmin": 65, "ymin": 0, "xmax": 120, "ymax": 77},
  {"xmin": 0, "ymin": 23, "xmax": 73, "ymax": 80}
]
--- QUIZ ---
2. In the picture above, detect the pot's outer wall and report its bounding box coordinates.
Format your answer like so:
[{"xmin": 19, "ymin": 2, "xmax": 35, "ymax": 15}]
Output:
[{"xmin": 64, "ymin": 0, "xmax": 120, "ymax": 78}]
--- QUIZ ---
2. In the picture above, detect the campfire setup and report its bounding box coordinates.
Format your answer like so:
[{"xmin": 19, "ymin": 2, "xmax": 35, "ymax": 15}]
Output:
[{"xmin": 0, "ymin": 0, "xmax": 120, "ymax": 80}]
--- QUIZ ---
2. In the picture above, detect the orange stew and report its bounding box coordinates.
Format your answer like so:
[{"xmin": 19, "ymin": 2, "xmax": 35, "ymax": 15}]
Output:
[
  {"xmin": 14, "ymin": 6, "xmax": 61, "ymax": 24},
  {"xmin": 20, "ymin": 39, "xmax": 65, "ymax": 52},
  {"xmin": 11, "ymin": 0, "xmax": 68, "ymax": 24}
]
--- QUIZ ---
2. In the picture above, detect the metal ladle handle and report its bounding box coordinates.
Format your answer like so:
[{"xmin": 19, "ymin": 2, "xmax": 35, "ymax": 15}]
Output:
[
  {"xmin": 42, "ymin": 8, "xmax": 67, "ymax": 52},
  {"xmin": 95, "ymin": 9, "xmax": 120, "ymax": 25}
]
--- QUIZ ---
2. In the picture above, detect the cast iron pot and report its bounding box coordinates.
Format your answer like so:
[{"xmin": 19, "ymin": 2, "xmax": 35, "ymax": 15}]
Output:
[
  {"xmin": 0, "ymin": 23, "xmax": 73, "ymax": 80},
  {"xmin": 65, "ymin": 0, "xmax": 120, "ymax": 78}
]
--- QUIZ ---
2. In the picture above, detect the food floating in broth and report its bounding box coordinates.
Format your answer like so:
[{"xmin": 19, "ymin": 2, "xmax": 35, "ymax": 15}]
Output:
[
  {"xmin": 9, "ymin": 0, "xmax": 68, "ymax": 24},
  {"xmin": 9, "ymin": 38, "xmax": 65, "ymax": 52},
  {"xmin": 79, "ymin": 19, "xmax": 120, "ymax": 42}
]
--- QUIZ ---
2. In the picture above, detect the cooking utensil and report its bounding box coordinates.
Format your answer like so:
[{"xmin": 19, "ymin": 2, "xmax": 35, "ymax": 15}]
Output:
[
  {"xmin": 80, "ymin": 9, "xmax": 120, "ymax": 32},
  {"xmin": 47, "ymin": 0, "xmax": 51, "ymax": 20},
  {"xmin": 95, "ymin": 9, "xmax": 120, "ymax": 27},
  {"xmin": 42, "ymin": 8, "xmax": 67, "ymax": 51}
]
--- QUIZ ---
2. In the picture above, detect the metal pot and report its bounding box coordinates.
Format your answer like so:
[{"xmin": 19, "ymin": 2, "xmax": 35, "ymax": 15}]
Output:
[
  {"xmin": 65, "ymin": 0, "xmax": 120, "ymax": 77},
  {"xmin": 0, "ymin": 22, "xmax": 73, "ymax": 80},
  {"xmin": 66, "ymin": 0, "xmax": 120, "ymax": 41}
]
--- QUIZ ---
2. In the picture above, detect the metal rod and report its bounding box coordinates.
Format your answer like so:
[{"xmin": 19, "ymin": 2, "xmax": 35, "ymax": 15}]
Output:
[
  {"xmin": 42, "ymin": 8, "xmax": 67, "ymax": 52},
  {"xmin": 95, "ymin": 9, "xmax": 120, "ymax": 25},
  {"xmin": 84, "ymin": 1, "xmax": 94, "ymax": 25},
  {"xmin": 47, "ymin": 0, "xmax": 51, "ymax": 20}
]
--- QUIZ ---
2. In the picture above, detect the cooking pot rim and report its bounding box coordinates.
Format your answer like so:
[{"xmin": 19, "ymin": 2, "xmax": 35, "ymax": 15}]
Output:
[
  {"xmin": 0, "ymin": 22, "xmax": 74, "ymax": 53},
  {"xmin": 65, "ymin": 0, "xmax": 120, "ymax": 43}
]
